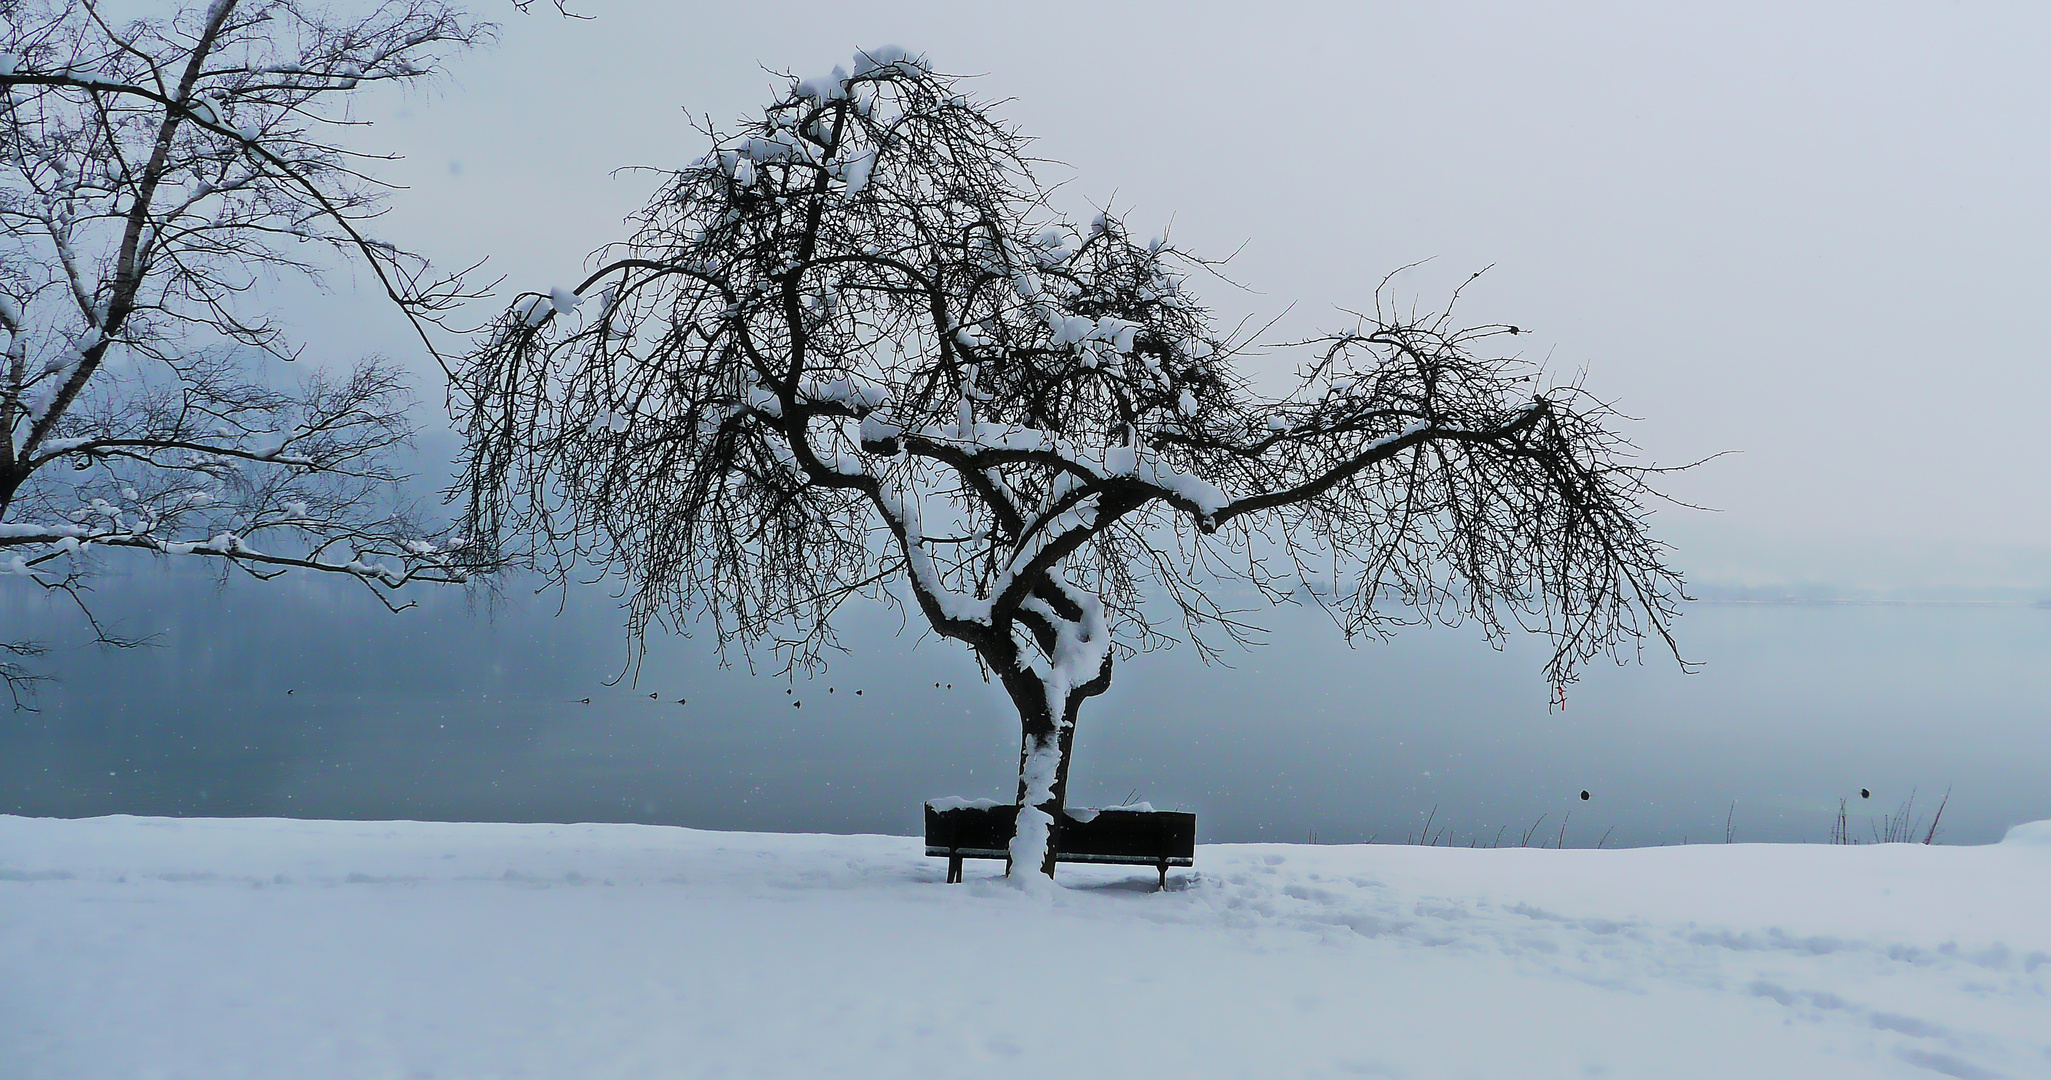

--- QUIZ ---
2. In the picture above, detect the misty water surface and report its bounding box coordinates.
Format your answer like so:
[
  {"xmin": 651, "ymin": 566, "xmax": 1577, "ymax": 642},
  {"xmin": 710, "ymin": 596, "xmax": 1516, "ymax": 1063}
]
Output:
[{"xmin": 5, "ymin": 566, "xmax": 2048, "ymax": 849}]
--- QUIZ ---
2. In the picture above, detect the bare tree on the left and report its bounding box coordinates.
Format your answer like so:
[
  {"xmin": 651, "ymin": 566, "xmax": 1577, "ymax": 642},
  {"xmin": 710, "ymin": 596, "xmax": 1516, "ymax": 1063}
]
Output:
[{"xmin": 0, "ymin": 0, "xmax": 491, "ymax": 707}]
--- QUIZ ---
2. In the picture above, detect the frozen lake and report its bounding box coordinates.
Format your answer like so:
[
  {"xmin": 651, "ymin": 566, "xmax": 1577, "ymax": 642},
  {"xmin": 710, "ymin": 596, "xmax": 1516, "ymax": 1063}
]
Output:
[{"xmin": 5, "ymin": 571, "xmax": 2048, "ymax": 848}]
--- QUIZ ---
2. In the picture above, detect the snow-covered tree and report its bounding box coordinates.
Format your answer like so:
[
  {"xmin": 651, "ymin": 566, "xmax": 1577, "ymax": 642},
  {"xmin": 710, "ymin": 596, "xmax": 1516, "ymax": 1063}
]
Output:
[
  {"xmin": 455, "ymin": 51, "xmax": 1687, "ymax": 877},
  {"xmin": 0, "ymin": 0, "xmax": 490, "ymax": 705}
]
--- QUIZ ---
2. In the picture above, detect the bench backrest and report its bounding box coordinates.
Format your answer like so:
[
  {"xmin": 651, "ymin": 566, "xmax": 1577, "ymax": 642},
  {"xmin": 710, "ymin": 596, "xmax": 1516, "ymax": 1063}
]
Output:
[
  {"xmin": 1064, "ymin": 809, "xmax": 1197, "ymax": 861},
  {"xmin": 924, "ymin": 803, "xmax": 1196, "ymax": 861}
]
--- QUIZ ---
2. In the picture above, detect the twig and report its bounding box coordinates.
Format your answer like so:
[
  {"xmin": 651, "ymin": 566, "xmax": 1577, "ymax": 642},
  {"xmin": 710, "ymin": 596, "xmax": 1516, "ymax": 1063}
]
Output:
[{"xmin": 1922, "ymin": 788, "xmax": 1951, "ymax": 845}]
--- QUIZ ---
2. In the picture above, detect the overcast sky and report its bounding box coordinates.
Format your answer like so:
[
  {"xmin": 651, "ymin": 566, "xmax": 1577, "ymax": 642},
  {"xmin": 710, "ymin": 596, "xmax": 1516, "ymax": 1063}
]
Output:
[
  {"xmin": 285, "ymin": 0, "xmax": 2051, "ymax": 591},
  {"xmin": 13, "ymin": 0, "xmax": 2051, "ymax": 840}
]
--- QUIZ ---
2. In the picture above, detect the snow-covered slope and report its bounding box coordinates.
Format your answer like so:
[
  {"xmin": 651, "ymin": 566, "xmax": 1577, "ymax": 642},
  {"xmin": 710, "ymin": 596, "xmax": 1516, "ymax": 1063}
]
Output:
[{"xmin": 4, "ymin": 815, "xmax": 2047, "ymax": 1079}]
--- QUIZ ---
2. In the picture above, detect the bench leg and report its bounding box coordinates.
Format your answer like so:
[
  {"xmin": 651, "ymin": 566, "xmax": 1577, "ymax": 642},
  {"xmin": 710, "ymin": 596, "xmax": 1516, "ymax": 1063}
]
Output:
[
  {"xmin": 1157, "ymin": 862, "xmax": 1168, "ymax": 890},
  {"xmin": 948, "ymin": 854, "xmax": 963, "ymax": 884}
]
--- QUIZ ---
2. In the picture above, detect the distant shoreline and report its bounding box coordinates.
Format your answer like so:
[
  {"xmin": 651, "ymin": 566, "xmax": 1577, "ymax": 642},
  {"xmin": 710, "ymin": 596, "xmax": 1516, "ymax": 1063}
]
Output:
[{"xmin": 1691, "ymin": 597, "xmax": 2051, "ymax": 609}]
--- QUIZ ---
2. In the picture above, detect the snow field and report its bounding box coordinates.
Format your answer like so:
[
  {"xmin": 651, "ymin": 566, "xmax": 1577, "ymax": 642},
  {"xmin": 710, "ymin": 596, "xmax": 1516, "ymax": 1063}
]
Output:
[{"xmin": 3, "ymin": 815, "xmax": 2047, "ymax": 1079}]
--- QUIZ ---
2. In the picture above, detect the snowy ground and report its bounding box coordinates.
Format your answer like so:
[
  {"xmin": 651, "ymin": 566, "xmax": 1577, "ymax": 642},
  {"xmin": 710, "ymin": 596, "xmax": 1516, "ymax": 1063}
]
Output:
[{"xmin": 3, "ymin": 815, "xmax": 2047, "ymax": 1080}]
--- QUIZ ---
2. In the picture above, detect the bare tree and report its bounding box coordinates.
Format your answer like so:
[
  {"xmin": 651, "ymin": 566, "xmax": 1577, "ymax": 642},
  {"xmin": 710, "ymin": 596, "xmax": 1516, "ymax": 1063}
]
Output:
[
  {"xmin": 0, "ymin": 0, "xmax": 492, "ymax": 706},
  {"xmin": 455, "ymin": 51, "xmax": 1688, "ymax": 877}
]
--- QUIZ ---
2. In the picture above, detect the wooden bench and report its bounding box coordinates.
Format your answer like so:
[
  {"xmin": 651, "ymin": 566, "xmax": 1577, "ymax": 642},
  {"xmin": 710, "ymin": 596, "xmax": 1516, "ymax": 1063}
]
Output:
[{"xmin": 924, "ymin": 800, "xmax": 1196, "ymax": 888}]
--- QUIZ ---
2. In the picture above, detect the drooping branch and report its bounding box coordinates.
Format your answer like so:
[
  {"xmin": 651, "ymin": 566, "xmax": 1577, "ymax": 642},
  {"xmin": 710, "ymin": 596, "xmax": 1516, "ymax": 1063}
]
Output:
[{"xmin": 0, "ymin": 637, "xmax": 47, "ymax": 711}]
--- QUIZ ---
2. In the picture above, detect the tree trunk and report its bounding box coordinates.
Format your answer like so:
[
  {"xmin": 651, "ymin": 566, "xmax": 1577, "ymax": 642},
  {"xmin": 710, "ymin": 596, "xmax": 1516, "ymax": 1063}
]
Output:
[
  {"xmin": 1009, "ymin": 696, "xmax": 1085, "ymax": 878},
  {"xmin": 979, "ymin": 581, "xmax": 1118, "ymax": 880},
  {"xmin": 996, "ymin": 653, "xmax": 1109, "ymax": 879},
  {"xmin": 997, "ymin": 660, "xmax": 1063, "ymax": 879}
]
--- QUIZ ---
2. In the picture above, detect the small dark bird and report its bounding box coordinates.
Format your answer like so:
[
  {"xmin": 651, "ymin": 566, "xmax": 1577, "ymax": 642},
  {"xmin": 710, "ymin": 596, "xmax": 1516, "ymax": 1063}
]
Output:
[
  {"xmin": 828, "ymin": 687, "xmax": 835, "ymax": 693},
  {"xmin": 1579, "ymin": 790, "xmax": 1590, "ymax": 801},
  {"xmin": 579, "ymin": 698, "xmax": 591, "ymax": 705},
  {"xmin": 1861, "ymin": 788, "xmax": 1871, "ymax": 799},
  {"xmin": 786, "ymin": 688, "xmax": 793, "ymax": 695},
  {"xmin": 286, "ymin": 689, "xmax": 294, "ymax": 695},
  {"xmin": 946, "ymin": 683, "xmax": 952, "ymax": 689},
  {"xmin": 649, "ymin": 692, "xmax": 658, "ymax": 699},
  {"xmin": 793, "ymin": 700, "xmax": 802, "ymax": 709},
  {"xmin": 675, "ymin": 699, "xmax": 687, "ymax": 705}
]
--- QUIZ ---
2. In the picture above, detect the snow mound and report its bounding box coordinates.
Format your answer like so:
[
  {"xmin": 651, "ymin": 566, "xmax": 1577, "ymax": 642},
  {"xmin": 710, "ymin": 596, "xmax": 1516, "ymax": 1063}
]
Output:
[{"xmin": 1999, "ymin": 818, "xmax": 2051, "ymax": 846}]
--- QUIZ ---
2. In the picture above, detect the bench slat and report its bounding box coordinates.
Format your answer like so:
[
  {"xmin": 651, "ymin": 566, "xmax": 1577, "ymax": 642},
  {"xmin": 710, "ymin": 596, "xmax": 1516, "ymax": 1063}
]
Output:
[
  {"xmin": 923, "ymin": 846, "xmax": 1009, "ymax": 859},
  {"xmin": 1054, "ymin": 852, "xmax": 1195, "ymax": 867}
]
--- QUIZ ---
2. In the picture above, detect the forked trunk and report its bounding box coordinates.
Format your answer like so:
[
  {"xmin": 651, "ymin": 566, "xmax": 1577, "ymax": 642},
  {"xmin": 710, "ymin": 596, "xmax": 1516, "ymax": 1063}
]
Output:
[
  {"xmin": 979, "ymin": 582, "xmax": 1116, "ymax": 880},
  {"xmin": 994, "ymin": 640, "xmax": 1108, "ymax": 879}
]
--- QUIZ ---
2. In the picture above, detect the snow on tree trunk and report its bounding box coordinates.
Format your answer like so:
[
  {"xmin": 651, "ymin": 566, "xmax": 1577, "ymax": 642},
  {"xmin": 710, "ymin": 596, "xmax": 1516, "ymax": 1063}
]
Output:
[{"xmin": 1009, "ymin": 732, "xmax": 1063, "ymax": 881}]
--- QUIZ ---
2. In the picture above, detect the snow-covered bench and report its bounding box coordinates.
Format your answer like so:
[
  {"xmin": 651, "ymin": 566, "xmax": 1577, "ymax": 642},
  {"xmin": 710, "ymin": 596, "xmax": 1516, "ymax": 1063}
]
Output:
[{"xmin": 924, "ymin": 799, "xmax": 1196, "ymax": 888}]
